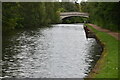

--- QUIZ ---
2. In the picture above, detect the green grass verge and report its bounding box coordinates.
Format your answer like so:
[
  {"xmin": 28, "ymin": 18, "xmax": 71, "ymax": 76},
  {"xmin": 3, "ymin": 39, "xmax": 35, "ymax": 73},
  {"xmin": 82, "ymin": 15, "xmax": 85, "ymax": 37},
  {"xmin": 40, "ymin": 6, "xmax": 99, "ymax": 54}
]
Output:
[{"xmin": 86, "ymin": 24, "xmax": 119, "ymax": 78}]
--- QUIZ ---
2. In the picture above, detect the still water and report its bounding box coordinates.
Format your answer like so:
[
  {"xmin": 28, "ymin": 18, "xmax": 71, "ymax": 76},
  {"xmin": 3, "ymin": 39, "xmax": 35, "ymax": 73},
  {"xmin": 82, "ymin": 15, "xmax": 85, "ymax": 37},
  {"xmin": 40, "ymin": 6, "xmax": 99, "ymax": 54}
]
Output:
[{"xmin": 2, "ymin": 24, "xmax": 102, "ymax": 78}]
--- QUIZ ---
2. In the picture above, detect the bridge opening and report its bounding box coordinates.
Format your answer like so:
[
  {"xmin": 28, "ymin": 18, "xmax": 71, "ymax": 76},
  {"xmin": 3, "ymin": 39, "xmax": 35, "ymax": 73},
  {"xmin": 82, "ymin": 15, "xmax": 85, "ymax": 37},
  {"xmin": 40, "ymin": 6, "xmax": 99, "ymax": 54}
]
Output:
[{"xmin": 61, "ymin": 16, "xmax": 89, "ymax": 24}]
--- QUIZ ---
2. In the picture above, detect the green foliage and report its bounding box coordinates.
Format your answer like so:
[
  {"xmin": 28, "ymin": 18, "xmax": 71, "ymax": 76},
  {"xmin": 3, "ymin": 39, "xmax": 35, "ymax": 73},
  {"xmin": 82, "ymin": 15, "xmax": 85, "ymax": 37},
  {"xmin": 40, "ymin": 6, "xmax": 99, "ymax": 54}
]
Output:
[
  {"xmin": 57, "ymin": 8, "xmax": 66, "ymax": 12},
  {"xmin": 3, "ymin": 2, "xmax": 80, "ymax": 31},
  {"xmin": 59, "ymin": 2, "xmax": 80, "ymax": 12},
  {"xmin": 80, "ymin": 2, "xmax": 120, "ymax": 31},
  {"xmin": 2, "ymin": 3, "xmax": 22, "ymax": 30}
]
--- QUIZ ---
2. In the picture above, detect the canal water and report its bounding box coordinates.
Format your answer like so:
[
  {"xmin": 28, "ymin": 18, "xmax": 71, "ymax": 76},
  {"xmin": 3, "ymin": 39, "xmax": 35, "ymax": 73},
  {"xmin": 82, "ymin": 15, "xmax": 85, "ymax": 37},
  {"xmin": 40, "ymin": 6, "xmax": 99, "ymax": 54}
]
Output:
[{"xmin": 2, "ymin": 24, "xmax": 102, "ymax": 78}]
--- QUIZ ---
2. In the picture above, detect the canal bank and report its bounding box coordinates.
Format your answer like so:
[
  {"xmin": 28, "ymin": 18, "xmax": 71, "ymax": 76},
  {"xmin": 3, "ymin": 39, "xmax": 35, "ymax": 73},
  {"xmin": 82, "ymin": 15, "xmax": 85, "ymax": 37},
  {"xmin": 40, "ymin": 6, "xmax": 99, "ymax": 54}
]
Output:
[{"xmin": 85, "ymin": 24, "xmax": 119, "ymax": 78}]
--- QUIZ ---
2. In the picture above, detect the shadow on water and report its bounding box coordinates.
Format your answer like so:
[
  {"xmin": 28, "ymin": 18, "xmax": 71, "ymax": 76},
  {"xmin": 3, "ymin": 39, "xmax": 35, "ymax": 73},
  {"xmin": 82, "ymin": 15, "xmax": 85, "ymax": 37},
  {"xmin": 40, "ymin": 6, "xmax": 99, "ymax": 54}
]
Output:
[{"xmin": 2, "ymin": 24, "xmax": 102, "ymax": 78}]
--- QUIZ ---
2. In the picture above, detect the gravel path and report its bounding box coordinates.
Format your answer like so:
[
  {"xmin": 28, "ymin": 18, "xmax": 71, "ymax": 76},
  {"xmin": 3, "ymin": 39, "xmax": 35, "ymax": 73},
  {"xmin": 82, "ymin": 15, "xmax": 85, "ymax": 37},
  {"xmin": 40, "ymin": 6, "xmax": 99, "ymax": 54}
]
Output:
[{"xmin": 88, "ymin": 24, "xmax": 120, "ymax": 40}]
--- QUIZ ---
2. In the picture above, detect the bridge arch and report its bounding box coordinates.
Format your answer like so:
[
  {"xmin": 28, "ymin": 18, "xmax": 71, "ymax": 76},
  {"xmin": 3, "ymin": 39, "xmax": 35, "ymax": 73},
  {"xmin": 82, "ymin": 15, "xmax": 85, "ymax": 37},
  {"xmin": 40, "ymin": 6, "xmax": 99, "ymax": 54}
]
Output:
[{"xmin": 60, "ymin": 12, "xmax": 89, "ymax": 20}]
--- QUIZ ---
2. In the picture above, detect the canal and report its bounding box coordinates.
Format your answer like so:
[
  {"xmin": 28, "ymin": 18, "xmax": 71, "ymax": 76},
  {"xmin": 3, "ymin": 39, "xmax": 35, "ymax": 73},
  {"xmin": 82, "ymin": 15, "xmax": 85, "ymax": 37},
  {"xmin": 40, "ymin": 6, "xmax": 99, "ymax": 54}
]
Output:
[{"xmin": 2, "ymin": 24, "xmax": 102, "ymax": 78}]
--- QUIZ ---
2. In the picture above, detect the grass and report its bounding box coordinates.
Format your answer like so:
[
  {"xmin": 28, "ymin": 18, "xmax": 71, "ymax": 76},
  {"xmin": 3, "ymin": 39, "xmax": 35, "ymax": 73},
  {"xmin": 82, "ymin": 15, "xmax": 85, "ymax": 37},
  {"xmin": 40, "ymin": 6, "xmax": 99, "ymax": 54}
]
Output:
[{"xmin": 85, "ymin": 24, "xmax": 119, "ymax": 78}]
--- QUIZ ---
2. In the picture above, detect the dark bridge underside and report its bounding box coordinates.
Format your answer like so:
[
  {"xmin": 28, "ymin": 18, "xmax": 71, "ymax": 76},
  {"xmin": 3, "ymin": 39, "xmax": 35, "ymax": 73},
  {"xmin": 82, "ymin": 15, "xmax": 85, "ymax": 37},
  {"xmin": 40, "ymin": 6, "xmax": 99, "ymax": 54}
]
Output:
[{"xmin": 61, "ymin": 15, "xmax": 88, "ymax": 20}]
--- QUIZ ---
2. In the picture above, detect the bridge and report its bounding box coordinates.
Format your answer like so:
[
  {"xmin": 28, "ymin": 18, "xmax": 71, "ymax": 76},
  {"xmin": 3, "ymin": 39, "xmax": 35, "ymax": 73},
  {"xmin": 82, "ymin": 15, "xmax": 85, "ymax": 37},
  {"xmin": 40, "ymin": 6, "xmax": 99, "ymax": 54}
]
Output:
[{"xmin": 60, "ymin": 12, "xmax": 89, "ymax": 20}]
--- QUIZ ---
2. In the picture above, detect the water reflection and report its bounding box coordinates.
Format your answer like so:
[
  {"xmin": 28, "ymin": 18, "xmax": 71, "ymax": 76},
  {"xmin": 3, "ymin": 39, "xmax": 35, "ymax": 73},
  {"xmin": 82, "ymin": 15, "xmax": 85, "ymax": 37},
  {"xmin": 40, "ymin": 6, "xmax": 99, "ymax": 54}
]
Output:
[{"xmin": 2, "ymin": 24, "xmax": 102, "ymax": 78}]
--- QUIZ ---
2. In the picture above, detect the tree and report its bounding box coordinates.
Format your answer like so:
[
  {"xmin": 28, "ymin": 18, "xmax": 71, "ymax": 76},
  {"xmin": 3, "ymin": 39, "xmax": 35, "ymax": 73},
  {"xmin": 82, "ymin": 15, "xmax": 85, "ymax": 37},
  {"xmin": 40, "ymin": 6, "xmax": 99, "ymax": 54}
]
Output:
[{"xmin": 80, "ymin": 2, "xmax": 120, "ymax": 31}]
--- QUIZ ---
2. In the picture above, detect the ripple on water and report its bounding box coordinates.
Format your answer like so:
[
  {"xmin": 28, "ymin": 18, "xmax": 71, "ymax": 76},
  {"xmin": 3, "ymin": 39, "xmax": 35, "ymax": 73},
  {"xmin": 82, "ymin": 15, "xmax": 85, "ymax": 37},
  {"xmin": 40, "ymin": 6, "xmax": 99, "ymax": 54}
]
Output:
[{"xmin": 2, "ymin": 24, "xmax": 102, "ymax": 78}]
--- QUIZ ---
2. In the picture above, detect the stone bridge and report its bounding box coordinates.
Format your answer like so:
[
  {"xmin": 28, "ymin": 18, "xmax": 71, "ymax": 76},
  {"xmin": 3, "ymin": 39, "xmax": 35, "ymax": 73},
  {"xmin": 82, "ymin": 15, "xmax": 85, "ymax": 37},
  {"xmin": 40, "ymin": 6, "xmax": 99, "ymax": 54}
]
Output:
[{"xmin": 60, "ymin": 12, "xmax": 89, "ymax": 20}]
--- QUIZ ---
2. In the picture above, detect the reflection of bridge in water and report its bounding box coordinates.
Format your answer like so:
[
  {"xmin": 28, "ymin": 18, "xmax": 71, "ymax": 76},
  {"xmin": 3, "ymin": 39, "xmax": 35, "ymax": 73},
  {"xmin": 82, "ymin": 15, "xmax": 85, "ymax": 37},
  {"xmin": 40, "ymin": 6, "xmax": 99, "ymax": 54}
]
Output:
[{"xmin": 60, "ymin": 12, "xmax": 89, "ymax": 20}]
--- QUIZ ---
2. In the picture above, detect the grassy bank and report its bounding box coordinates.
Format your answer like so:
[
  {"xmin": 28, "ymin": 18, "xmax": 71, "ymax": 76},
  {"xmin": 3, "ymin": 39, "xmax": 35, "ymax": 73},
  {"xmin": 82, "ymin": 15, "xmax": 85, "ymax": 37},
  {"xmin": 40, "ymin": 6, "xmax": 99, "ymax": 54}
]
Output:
[{"xmin": 85, "ymin": 24, "xmax": 119, "ymax": 78}]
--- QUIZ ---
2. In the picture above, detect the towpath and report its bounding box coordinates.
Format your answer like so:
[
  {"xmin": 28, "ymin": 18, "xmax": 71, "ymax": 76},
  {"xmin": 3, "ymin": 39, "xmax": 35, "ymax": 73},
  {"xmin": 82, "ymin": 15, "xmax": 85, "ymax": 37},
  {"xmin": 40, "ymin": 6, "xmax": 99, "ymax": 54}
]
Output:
[{"xmin": 88, "ymin": 24, "xmax": 120, "ymax": 40}]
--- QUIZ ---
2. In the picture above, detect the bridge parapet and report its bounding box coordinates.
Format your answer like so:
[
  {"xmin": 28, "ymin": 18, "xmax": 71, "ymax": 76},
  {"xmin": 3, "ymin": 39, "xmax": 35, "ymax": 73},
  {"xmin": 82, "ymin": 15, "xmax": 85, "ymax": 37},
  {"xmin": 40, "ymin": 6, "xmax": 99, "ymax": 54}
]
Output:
[{"xmin": 60, "ymin": 12, "xmax": 89, "ymax": 20}]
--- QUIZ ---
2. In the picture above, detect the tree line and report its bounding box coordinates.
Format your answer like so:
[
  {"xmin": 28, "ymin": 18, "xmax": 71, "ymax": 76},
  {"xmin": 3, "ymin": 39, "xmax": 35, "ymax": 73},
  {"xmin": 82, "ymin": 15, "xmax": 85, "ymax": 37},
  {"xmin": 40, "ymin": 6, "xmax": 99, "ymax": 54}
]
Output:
[
  {"xmin": 2, "ymin": 2, "xmax": 79, "ymax": 31},
  {"xmin": 80, "ymin": 2, "xmax": 120, "ymax": 31}
]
